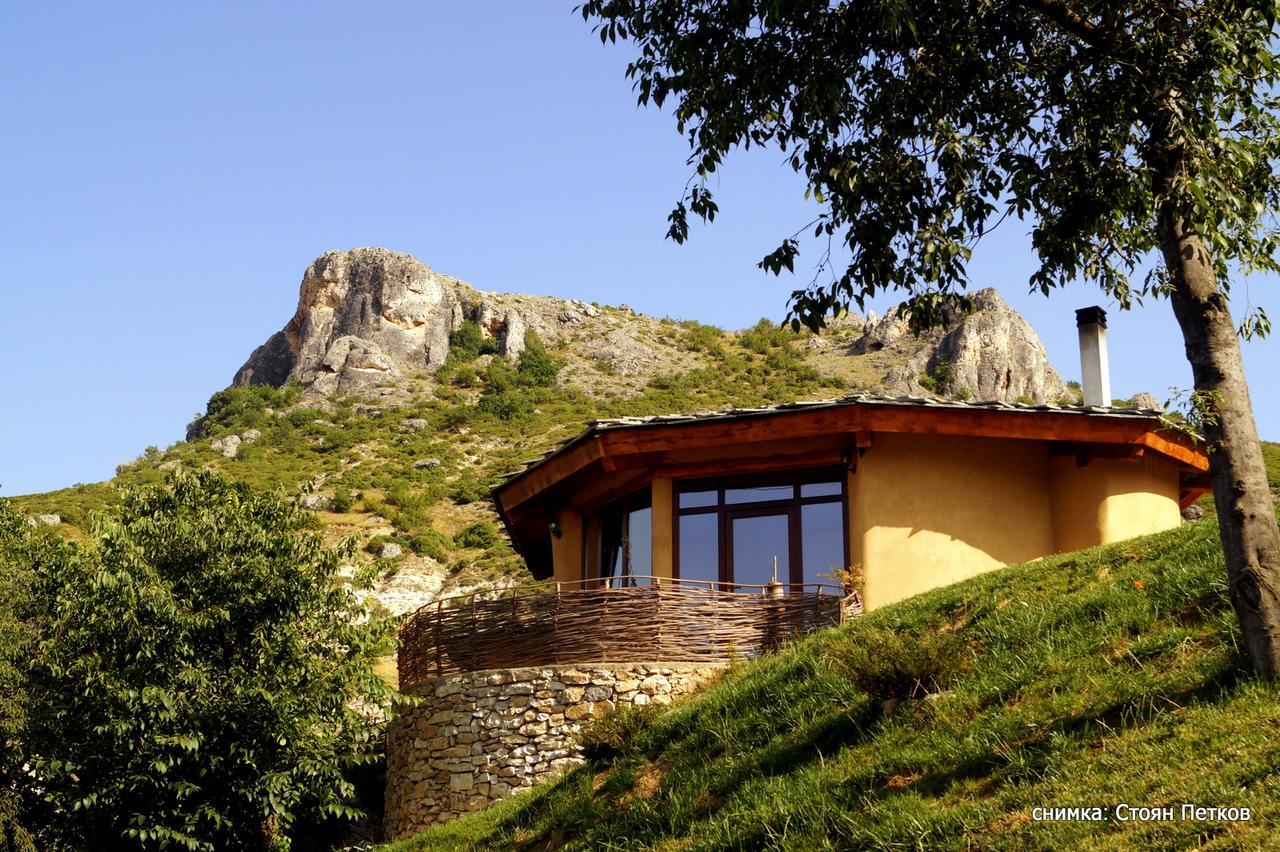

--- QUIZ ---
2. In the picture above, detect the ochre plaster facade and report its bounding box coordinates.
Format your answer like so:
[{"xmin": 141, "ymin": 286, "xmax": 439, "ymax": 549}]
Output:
[{"xmin": 541, "ymin": 433, "xmax": 1185, "ymax": 610}]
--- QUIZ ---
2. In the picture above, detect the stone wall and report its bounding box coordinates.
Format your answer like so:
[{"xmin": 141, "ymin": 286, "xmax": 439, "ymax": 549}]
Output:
[{"xmin": 384, "ymin": 662, "xmax": 720, "ymax": 839}]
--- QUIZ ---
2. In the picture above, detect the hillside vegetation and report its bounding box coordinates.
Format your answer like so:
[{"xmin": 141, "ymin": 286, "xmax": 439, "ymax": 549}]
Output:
[
  {"xmin": 12, "ymin": 319, "xmax": 852, "ymax": 605},
  {"xmin": 389, "ymin": 499, "xmax": 1280, "ymax": 850}
]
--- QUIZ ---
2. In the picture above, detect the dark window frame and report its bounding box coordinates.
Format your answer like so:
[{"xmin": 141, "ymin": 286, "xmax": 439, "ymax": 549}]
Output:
[
  {"xmin": 673, "ymin": 466, "xmax": 849, "ymax": 589},
  {"xmin": 581, "ymin": 490, "xmax": 654, "ymax": 586}
]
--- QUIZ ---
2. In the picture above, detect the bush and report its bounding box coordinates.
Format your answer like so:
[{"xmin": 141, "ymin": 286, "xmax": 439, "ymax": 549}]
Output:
[
  {"xmin": 14, "ymin": 472, "xmax": 397, "ymax": 849},
  {"xmin": 825, "ymin": 626, "xmax": 971, "ymax": 702},
  {"xmin": 188, "ymin": 382, "xmax": 301, "ymax": 439},
  {"xmin": 331, "ymin": 488, "xmax": 358, "ymax": 514},
  {"xmin": 738, "ymin": 318, "xmax": 795, "ymax": 354},
  {"xmin": 577, "ymin": 703, "xmax": 663, "ymax": 762},
  {"xmin": 451, "ymin": 364, "xmax": 479, "ymax": 388},
  {"xmin": 450, "ymin": 474, "xmax": 491, "ymax": 505},
  {"xmin": 448, "ymin": 321, "xmax": 501, "ymax": 362},
  {"xmin": 454, "ymin": 521, "xmax": 500, "ymax": 550},
  {"xmin": 680, "ymin": 321, "xmax": 725, "ymax": 354},
  {"xmin": 408, "ymin": 529, "xmax": 454, "ymax": 562},
  {"xmin": 515, "ymin": 330, "xmax": 562, "ymax": 387}
]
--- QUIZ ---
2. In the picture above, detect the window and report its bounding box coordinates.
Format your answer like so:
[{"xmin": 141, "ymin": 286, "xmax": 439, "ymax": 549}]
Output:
[
  {"xmin": 677, "ymin": 513, "xmax": 719, "ymax": 587},
  {"xmin": 674, "ymin": 468, "xmax": 847, "ymax": 591},
  {"xmin": 584, "ymin": 493, "xmax": 653, "ymax": 587}
]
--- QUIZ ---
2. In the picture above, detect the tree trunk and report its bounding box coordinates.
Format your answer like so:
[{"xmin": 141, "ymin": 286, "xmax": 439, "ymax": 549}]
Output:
[{"xmin": 1158, "ymin": 212, "xmax": 1280, "ymax": 677}]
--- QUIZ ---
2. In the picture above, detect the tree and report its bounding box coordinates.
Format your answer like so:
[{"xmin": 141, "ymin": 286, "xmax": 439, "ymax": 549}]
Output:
[
  {"xmin": 0, "ymin": 501, "xmax": 47, "ymax": 852},
  {"xmin": 580, "ymin": 0, "xmax": 1280, "ymax": 674},
  {"xmin": 15, "ymin": 472, "xmax": 397, "ymax": 850}
]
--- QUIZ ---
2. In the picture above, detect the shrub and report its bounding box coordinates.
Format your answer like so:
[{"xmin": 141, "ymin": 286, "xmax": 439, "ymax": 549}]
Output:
[
  {"xmin": 408, "ymin": 529, "xmax": 454, "ymax": 562},
  {"xmin": 15, "ymin": 472, "xmax": 397, "ymax": 849},
  {"xmin": 331, "ymin": 488, "xmax": 358, "ymax": 514},
  {"xmin": 920, "ymin": 360, "xmax": 955, "ymax": 395},
  {"xmin": 451, "ymin": 364, "xmax": 479, "ymax": 388},
  {"xmin": 454, "ymin": 521, "xmax": 500, "ymax": 550},
  {"xmin": 515, "ymin": 330, "xmax": 562, "ymax": 387},
  {"xmin": 448, "ymin": 321, "xmax": 500, "ymax": 362},
  {"xmin": 476, "ymin": 389, "xmax": 532, "ymax": 422},
  {"xmin": 188, "ymin": 382, "xmax": 301, "ymax": 439},
  {"xmin": 577, "ymin": 703, "xmax": 663, "ymax": 762},
  {"xmin": 450, "ymin": 474, "xmax": 491, "ymax": 505},
  {"xmin": 680, "ymin": 321, "xmax": 725, "ymax": 354},
  {"xmin": 285, "ymin": 406, "xmax": 328, "ymax": 427},
  {"xmin": 437, "ymin": 406, "xmax": 471, "ymax": 433},
  {"xmin": 738, "ymin": 318, "xmax": 795, "ymax": 354},
  {"xmin": 826, "ymin": 626, "xmax": 971, "ymax": 703}
]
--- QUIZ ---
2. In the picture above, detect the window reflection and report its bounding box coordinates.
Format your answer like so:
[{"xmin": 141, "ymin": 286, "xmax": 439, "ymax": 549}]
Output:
[
  {"xmin": 800, "ymin": 481, "xmax": 842, "ymax": 498},
  {"xmin": 674, "ymin": 468, "xmax": 846, "ymax": 590},
  {"xmin": 591, "ymin": 500, "xmax": 653, "ymax": 587},
  {"xmin": 724, "ymin": 485, "xmax": 794, "ymax": 504},
  {"xmin": 678, "ymin": 490, "xmax": 718, "ymax": 508},
  {"xmin": 678, "ymin": 513, "xmax": 719, "ymax": 587},
  {"xmin": 801, "ymin": 502, "xmax": 845, "ymax": 588},
  {"xmin": 730, "ymin": 514, "xmax": 789, "ymax": 588}
]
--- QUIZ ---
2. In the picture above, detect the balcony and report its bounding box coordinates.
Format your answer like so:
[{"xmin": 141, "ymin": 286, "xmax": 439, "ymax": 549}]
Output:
[{"xmin": 397, "ymin": 577, "xmax": 862, "ymax": 687}]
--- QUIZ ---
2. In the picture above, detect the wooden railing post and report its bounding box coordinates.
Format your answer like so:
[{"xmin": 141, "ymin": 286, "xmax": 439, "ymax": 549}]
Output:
[{"xmin": 435, "ymin": 600, "xmax": 443, "ymax": 678}]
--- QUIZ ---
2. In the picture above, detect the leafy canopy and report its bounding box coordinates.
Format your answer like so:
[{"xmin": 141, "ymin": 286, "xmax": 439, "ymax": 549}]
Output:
[
  {"xmin": 13, "ymin": 471, "xmax": 397, "ymax": 850},
  {"xmin": 582, "ymin": 0, "xmax": 1280, "ymax": 333},
  {"xmin": 0, "ymin": 502, "xmax": 54, "ymax": 852}
]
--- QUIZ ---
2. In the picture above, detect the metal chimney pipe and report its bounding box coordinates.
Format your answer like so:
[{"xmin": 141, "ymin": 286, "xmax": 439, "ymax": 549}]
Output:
[{"xmin": 1075, "ymin": 306, "xmax": 1112, "ymax": 407}]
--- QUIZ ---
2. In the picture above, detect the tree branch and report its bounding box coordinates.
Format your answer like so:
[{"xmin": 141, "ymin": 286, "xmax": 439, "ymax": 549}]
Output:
[{"xmin": 1016, "ymin": 0, "xmax": 1114, "ymax": 51}]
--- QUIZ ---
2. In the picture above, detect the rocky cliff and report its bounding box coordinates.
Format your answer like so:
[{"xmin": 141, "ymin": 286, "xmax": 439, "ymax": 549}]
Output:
[
  {"xmin": 848, "ymin": 288, "xmax": 1069, "ymax": 402},
  {"xmin": 233, "ymin": 247, "xmax": 706, "ymax": 400},
  {"xmin": 235, "ymin": 248, "xmax": 1069, "ymax": 406},
  {"xmin": 234, "ymin": 249, "xmax": 526, "ymax": 396}
]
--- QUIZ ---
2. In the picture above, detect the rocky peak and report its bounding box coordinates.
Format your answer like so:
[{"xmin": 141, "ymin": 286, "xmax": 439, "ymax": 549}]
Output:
[
  {"xmin": 234, "ymin": 250, "xmax": 1070, "ymax": 408},
  {"xmin": 233, "ymin": 248, "xmax": 529, "ymax": 396},
  {"xmin": 851, "ymin": 288, "xmax": 1069, "ymax": 403}
]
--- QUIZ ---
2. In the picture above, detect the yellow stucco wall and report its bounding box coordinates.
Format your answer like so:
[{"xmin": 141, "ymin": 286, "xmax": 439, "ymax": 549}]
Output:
[
  {"xmin": 1049, "ymin": 453, "xmax": 1181, "ymax": 553},
  {"xmin": 651, "ymin": 477, "xmax": 674, "ymax": 581},
  {"xmin": 850, "ymin": 433, "xmax": 1056, "ymax": 610},
  {"xmin": 550, "ymin": 509, "xmax": 583, "ymax": 584},
  {"xmin": 546, "ymin": 436, "xmax": 1183, "ymax": 606}
]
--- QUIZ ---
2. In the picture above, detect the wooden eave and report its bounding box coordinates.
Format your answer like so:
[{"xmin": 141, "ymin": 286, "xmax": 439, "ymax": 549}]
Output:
[{"xmin": 493, "ymin": 401, "xmax": 1210, "ymax": 573}]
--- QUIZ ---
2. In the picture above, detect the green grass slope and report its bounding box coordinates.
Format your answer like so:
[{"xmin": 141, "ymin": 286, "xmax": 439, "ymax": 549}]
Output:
[{"xmin": 389, "ymin": 511, "xmax": 1280, "ymax": 850}]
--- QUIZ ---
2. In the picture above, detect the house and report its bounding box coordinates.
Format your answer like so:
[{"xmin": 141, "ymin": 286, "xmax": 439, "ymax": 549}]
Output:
[
  {"xmin": 490, "ymin": 308, "xmax": 1209, "ymax": 612},
  {"xmin": 385, "ymin": 307, "xmax": 1211, "ymax": 835}
]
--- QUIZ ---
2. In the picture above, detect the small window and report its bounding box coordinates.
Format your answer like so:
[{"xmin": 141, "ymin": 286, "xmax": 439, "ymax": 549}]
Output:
[
  {"xmin": 678, "ymin": 489, "xmax": 718, "ymax": 508},
  {"xmin": 800, "ymin": 481, "xmax": 842, "ymax": 498},
  {"xmin": 724, "ymin": 485, "xmax": 794, "ymax": 504}
]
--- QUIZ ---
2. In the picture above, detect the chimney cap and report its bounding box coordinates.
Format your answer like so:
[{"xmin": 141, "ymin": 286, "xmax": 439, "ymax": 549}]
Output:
[{"xmin": 1075, "ymin": 306, "xmax": 1108, "ymax": 328}]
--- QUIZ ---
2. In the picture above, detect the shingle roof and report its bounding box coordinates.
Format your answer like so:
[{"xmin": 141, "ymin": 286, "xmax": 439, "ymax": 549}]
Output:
[{"xmin": 493, "ymin": 392, "xmax": 1183, "ymax": 485}]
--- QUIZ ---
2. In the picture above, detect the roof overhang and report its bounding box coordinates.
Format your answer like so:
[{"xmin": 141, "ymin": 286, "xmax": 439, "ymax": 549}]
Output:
[{"xmin": 493, "ymin": 395, "xmax": 1210, "ymax": 578}]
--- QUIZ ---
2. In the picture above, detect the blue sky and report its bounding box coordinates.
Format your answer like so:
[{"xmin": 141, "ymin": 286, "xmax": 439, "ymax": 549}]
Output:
[{"xmin": 1, "ymin": 2, "xmax": 1276, "ymax": 496}]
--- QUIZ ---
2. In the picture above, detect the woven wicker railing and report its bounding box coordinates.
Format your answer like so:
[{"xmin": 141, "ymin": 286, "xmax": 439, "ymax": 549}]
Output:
[{"xmin": 397, "ymin": 577, "xmax": 862, "ymax": 687}]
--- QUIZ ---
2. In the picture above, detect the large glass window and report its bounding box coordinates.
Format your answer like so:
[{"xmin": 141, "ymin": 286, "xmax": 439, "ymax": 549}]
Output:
[{"xmin": 675, "ymin": 469, "xmax": 847, "ymax": 591}]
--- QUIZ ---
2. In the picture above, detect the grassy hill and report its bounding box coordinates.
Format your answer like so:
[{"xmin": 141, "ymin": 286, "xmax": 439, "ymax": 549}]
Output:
[{"xmin": 387, "ymin": 503, "xmax": 1280, "ymax": 850}]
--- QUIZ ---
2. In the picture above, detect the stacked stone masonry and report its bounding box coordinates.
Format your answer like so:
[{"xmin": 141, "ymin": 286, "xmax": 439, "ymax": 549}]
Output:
[{"xmin": 384, "ymin": 662, "xmax": 721, "ymax": 839}]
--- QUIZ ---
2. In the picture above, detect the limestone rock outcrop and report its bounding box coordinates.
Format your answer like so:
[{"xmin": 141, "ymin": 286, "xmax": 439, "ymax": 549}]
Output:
[
  {"xmin": 851, "ymin": 288, "xmax": 1069, "ymax": 403},
  {"xmin": 234, "ymin": 249, "xmax": 1072, "ymax": 408},
  {"xmin": 233, "ymin": 248, "xmax": 531, "ymax": 396}
]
